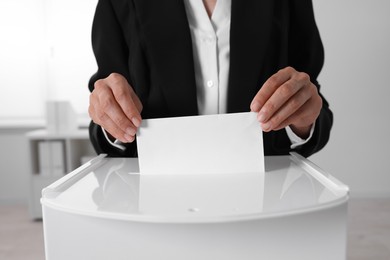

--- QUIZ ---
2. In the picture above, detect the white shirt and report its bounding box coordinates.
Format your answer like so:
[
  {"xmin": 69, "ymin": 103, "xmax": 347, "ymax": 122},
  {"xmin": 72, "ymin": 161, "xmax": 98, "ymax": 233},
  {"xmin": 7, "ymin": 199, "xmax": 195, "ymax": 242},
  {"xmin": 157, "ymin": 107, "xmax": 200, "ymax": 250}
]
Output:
[
  {"xmin": 183, "ymin": 0, "xmax": 231, "ymax": 115},
  {"xmin": 183, "ymin": 0, "xmax": 313, "ymax": 148},
  {"xmin": 104, "ymin": 0, "xmax": 314, "ymax": 150}
]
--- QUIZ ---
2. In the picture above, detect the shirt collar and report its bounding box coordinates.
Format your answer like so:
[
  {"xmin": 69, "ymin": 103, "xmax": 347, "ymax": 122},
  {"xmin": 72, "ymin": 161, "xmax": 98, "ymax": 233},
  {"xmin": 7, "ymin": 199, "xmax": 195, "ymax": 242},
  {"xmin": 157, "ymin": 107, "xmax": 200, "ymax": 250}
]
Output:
[{"xmin": 184, "ymin": 0, "xmax": 231, "ymax": 33}]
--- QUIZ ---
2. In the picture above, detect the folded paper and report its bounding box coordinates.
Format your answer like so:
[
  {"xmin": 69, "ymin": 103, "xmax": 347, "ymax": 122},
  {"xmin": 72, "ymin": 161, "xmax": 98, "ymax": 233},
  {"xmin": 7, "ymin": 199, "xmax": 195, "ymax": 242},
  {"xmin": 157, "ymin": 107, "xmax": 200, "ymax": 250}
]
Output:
[{"xmin": 136, "ymin": 112, "xmax": 264, "ymax": 175}]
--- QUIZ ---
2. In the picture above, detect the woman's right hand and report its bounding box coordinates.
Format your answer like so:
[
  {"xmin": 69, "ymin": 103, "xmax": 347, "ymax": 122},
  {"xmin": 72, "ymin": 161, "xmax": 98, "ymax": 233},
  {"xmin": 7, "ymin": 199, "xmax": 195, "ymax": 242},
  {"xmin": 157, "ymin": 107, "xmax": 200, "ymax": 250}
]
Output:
[{"xmin": 89, "ymin": 73, "xmax": 143, "ymax": 143}]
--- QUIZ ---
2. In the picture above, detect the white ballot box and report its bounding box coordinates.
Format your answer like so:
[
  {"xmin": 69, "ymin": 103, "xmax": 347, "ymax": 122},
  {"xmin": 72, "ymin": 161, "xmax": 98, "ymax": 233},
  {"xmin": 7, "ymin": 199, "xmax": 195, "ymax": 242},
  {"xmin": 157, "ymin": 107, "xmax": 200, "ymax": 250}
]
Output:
[{"xmin": 41, "ymin": 153, "xmax": 349, "ymax": 260}]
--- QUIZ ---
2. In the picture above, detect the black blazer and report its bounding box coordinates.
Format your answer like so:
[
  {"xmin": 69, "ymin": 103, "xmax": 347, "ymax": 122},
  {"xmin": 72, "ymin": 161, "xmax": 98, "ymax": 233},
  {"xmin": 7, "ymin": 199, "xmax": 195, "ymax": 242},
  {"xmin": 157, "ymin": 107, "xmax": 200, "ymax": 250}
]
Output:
[{"xmin": 88, "ymin": 0, "xmax": 333, "ymax": 158}]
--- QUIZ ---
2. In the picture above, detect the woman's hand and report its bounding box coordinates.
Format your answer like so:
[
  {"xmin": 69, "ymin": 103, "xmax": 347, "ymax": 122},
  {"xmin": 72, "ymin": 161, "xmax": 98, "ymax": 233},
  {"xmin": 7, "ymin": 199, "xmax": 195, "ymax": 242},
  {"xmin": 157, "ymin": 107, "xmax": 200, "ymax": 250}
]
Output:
[
  {"xmin": 250, "ymin": 67, "xmax": 322, "ymax": 139},
  {"xmin": 89, "ymin": 73, "xmax": 143, "ymax": 143}
]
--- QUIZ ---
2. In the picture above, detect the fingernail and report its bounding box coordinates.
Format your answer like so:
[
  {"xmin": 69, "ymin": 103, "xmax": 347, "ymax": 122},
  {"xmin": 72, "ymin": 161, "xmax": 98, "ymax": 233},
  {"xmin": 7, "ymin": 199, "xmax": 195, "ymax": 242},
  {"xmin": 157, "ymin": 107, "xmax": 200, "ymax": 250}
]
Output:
[
  {"xmin": 250, "ymin": 101, "xmax": 261, "ymax": 112},
  {"xmin": 126, "ymin": 127, "xmax": 136, "ymax": 136},
  {"xmin": 257, "ymin": 111, "xmax": 266, "ymax": 123},
  {"xmin": 124, "ymin": 134, "xmax": 135, "ymax": 143},
  {"xmin": 261, "ymin": 122, "xmax": 271, "ymax": 131},
  {"xmin": 132, "ymin": 117, "xmax": 141, "ymax": 128}
]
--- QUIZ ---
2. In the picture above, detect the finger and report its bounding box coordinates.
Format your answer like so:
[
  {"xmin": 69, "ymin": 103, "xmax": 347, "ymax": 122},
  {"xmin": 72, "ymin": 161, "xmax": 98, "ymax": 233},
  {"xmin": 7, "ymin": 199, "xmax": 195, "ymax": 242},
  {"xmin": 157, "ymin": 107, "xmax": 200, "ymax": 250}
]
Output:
[
  {"xmin": 112, "ymin": 84, "xmax": 142, "ymax": 127},
  {"xmin": 261, "ymin": 87, "xmax": 311, "ymax": 132},
  {"xmin": 257, "ymin": 77, "xmax": 305, "ymax": 124},
  {"xmin": 95, "ymin": 83, "xmax": 138, "ymax": 138},
  {"xmin": 250, "ymin": 67, "xmax": 294, "ymax": 112},
  {"xmin": 99, "ymin": 113, "xmax": 135, "ymax": 143},
  {"xmin": 105, "ymin": 73, "xmax": 143, "ymax": 127},
  {"xmin": 273, "ymin": 93, "xmax": 321, "ymax": 132},
  {"xmin": 272, "ymin": 102, "xmax": 311, "ymax": 131},
  {"xmin": 100, "ymin": 91, "xmax": 138, "ymax": 135},
  {"xmin": 89, "ymin": 99, "xmax": 135, "ymax": 142}
]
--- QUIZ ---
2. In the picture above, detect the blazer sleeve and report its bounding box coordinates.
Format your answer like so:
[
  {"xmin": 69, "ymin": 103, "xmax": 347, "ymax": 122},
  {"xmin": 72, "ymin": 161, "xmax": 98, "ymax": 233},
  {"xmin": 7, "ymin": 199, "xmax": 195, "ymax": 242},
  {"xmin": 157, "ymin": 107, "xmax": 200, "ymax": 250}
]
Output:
[
  {"xmin": 88, "ymin": 0, "xmax": 137, "ymax": 157},
  {"xmin": 287, "ymin": 0, "xmax": 333, "ymax": 157}
]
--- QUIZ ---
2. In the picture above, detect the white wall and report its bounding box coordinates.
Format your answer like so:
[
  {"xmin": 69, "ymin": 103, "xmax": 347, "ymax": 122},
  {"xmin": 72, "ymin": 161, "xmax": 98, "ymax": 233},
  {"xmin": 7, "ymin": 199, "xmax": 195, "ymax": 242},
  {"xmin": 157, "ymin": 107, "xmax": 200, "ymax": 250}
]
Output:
[
  {"xmin": 44, "ymin": 0, "xmax": 97, "ymax": 113},
  {"xmin": 0, "ymin": 0, "xmax": 97, "ymax": 203},
  {"xmin": 0, "ymin": 0, "xmax": 97, "ymax": 120},
  {"xmin": 0, "ymin": 0, "xmax": 47, "ymax": 118},
  {"xmin": 311, "ymin": 0, "xmax": 390, "ymax": 197}
]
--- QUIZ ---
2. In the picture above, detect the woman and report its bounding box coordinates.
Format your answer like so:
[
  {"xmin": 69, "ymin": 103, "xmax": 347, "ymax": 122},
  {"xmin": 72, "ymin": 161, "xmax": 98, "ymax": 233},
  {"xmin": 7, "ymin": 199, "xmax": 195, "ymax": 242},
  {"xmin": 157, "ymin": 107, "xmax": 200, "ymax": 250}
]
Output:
[{"xmin": 88, "ymin": 0, "xmax": 332, "ymax": 157}]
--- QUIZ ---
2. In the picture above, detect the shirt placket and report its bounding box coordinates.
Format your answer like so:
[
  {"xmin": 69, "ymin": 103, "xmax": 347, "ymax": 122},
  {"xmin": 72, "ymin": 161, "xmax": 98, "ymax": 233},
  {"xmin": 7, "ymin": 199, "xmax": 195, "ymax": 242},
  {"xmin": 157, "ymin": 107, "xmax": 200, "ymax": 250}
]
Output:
[{"xmin": 201, "ymin": 30, "xmax": 219, "ymax": 114}]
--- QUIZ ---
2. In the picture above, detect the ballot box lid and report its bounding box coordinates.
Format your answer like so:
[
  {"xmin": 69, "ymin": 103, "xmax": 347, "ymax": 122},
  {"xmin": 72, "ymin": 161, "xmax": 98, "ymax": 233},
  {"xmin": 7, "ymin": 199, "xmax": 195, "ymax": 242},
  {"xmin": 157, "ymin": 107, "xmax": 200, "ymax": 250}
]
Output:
[{"xmin": 41, "ymin": 153, "xmax": 349, "ymax": 223}]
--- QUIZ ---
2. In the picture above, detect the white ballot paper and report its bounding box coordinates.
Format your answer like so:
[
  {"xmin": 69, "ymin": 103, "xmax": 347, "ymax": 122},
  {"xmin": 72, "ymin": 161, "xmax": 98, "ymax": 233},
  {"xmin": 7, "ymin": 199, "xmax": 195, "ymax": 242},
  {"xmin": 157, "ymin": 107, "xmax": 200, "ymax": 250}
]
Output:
[{"xmin": 136, "ymin": 112, "xmax": 264, "ymax": 175}]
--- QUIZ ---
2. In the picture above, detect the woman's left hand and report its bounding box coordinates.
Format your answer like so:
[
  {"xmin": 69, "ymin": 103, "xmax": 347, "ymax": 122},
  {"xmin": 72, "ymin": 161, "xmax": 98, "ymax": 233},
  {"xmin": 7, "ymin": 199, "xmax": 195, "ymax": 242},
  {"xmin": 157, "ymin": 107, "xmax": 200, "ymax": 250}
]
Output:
[{"xmin": 250, "ymin": 66, "xmax": 322, "ymax": 139}]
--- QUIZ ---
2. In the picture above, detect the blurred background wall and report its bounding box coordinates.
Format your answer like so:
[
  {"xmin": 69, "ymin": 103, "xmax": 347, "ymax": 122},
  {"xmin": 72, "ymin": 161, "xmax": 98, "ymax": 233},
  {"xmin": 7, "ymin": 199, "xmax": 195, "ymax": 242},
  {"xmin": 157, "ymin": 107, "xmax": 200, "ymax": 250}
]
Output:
[
  {"xmin": 0, "ymin": 0, "xmax": 97, "ymax": 203},
  {"xmin": 0, "ymin": 0, "xmax": 389, "ymax": 204},
  {"xmin": 311, "ymin": 0, "xmax": 390, "ymax": 197}
]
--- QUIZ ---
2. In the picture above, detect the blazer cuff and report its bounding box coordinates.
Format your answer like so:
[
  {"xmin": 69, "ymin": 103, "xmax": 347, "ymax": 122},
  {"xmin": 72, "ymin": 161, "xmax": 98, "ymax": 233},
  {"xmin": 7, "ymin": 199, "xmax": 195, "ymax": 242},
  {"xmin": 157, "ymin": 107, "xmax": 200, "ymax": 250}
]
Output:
[{"xmin": 101, "ymin": 127, "xmax": 127, "ymax": 151}]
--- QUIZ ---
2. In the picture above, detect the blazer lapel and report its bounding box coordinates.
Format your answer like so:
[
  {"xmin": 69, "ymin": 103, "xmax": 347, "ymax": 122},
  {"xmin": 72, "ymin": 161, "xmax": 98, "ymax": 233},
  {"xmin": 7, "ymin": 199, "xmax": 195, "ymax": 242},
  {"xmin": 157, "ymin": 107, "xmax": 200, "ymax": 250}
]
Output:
[
  {"xmin": 132, "ymin": 0, "xmax": 276, "ymax": 115},
  {"xmin": 228, "ymin": 0, "xmax": 275, "ymax": 113},
  {"xmin": 132, "ymin": 0, "xmax": 198, "ymax": 116}
]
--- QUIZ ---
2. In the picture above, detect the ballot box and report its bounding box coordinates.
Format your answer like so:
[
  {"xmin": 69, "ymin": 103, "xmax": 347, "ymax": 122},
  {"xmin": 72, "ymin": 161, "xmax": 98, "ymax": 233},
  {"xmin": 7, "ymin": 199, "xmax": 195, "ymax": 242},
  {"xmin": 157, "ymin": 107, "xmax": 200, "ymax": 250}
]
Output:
[{"xmin": 41, "ymin": 153, "xmax": 349, "ymax": 260}]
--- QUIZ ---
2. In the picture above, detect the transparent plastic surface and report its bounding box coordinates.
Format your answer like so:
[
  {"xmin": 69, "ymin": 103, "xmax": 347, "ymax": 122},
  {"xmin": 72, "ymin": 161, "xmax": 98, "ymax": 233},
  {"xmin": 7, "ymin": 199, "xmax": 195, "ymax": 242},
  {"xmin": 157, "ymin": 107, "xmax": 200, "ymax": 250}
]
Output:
[{"xmin": 42, "ymin": 155, "xmax": 348, "ymax": 223}]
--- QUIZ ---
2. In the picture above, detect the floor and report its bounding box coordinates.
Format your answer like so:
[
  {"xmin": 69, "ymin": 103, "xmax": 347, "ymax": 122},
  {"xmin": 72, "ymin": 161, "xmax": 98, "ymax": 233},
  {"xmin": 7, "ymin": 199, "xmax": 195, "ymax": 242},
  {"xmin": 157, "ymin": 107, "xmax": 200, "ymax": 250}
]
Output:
[{"xmin": 0, "ymin": 198, "xmax": 389, "ymax": 260}]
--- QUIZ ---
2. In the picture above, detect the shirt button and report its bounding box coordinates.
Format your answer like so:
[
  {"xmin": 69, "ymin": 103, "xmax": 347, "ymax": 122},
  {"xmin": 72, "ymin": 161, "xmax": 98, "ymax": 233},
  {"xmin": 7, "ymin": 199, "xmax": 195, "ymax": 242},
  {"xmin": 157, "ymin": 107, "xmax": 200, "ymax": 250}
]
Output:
[{"xmin": 207, "ymin": 80, "xmax": 214, "ymax": 88}]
